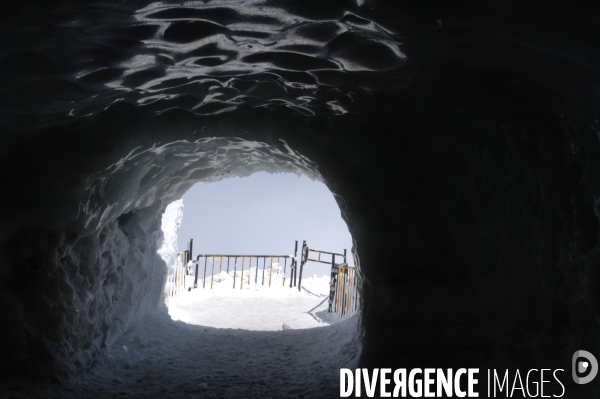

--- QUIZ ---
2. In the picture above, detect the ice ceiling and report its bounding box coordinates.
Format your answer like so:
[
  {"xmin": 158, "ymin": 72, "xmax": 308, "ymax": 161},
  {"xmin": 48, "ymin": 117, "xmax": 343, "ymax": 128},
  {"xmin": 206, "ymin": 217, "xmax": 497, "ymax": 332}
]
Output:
[
  {"xmin": 1, "ymin": 0, "xmax": 600, "ymax": 396},
  {"xmin": 1, "ymin": 0, "xmax": 405, "ymax": 129}
]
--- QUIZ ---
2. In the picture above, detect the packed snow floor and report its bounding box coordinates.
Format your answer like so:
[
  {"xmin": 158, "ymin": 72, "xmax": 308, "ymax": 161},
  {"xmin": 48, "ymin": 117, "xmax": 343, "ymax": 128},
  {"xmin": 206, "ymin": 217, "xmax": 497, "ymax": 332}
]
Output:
[
  {"xmin": 3, "ymin": 274, "xmax": 360, "ymax": 399},
  {"xmin": 167, "ymin": 271, "xmax": 344, "ymax": 330}
]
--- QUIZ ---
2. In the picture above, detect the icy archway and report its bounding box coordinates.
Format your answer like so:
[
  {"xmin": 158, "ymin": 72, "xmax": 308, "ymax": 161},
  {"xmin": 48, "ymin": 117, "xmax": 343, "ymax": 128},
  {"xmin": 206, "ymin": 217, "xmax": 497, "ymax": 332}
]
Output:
[
  {"xmin": 1, "ymin": 127, "xmax": 353, "ymax": 378},
  {"xmin": 2, "ymin": 0, "xmax": 600, "ymax": 397},
  {"xmin": 161, "ymin": 174, "xmax": 357, "ymax": 331}
]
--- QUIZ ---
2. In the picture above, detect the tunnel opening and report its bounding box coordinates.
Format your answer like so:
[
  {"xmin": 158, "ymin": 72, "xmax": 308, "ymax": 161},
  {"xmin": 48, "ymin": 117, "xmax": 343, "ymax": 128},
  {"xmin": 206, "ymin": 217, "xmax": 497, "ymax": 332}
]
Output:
[
  {"xmin": 68, "ymin": 153, "xmax": 364, "ymax": 398},
  {"xmin": 0, "ymin": 126, "xmax": 364, "ymax": 398},
  {"xmin": 159, "ymin": 172, "xmax": 358, "ymax": 331}
]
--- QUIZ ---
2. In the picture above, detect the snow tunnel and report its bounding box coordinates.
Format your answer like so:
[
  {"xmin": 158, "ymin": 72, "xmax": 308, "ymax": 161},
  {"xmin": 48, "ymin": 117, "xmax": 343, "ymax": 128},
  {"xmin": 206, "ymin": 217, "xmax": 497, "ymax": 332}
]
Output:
[{"xmin": 2, "ymin": 0, "xmax": 600, "ymax": 397}]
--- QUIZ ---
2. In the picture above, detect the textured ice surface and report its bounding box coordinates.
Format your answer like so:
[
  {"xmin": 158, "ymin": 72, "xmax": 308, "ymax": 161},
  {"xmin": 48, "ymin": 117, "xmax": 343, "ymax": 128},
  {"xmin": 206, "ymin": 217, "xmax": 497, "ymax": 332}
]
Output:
[
  {"xmin": 0, "ymin": 1, "xmax": 403, "ymax": 378},
  {"xmin": 2, "ymin": 1, "xmax": 600, "ymax": 397},
  {"xmin": 2, "ymin": 313, "xmax": 360, "ymax": 398},
  {"xmin": 1, "ymin": 131, "xmax": 326, "ymax": 380},
  {"xmin": 0, "ymin": 0, "xmax": 406, "ymax": 132},
  {"xmin": 157, "ymin": 199, "xmax": 184, "ymax": 275}
]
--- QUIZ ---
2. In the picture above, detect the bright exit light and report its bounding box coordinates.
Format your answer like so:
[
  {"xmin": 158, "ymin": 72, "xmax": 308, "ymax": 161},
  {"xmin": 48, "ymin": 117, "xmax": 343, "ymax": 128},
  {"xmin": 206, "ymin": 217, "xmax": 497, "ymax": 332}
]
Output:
[
  {"xmin": 160, "ymin": 172, "xmax": 358, "ymax": 331},
  {"xmin": 178, "ymin": 172, "xmax": 354, "ymax": 275}
]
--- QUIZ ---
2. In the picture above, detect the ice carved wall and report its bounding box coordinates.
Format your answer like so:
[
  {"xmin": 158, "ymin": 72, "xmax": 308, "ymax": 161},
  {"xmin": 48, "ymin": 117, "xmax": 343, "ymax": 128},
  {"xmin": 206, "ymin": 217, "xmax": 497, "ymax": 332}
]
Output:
[
  {"xmin": 1, "ymin": 1, "xmax": 600, "ymax": 396},
  {"xmin": 0, "ymin": 127, "xmax": 326, "ymax": 379}
]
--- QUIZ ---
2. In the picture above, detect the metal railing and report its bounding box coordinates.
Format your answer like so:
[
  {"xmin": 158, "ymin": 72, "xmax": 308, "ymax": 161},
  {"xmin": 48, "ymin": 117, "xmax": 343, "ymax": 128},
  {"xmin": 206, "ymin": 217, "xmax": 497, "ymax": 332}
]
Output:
[
  {"xmin": 165, "ymin": 238, "xmax": 359, "ymax": 316},
  {"xmin": 192, "ymin": 254, "xmax": 293, "ymax": 289},
  {"xmin": 296, "ymin": 240, "xmax": 359, "ymax": 315},
  {"xmin": 297, "ymin": 240, "xmax": 346, "ymax": 292}
]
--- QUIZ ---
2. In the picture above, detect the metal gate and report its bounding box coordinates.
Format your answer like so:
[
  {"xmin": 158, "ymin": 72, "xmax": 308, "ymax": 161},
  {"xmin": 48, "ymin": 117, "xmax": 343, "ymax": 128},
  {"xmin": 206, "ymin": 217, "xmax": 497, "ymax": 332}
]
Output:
[
  {"xmin": 166, "ymin": 239, "xmax": 360, "ymax": 316},
  {"xmin": 329, "ymin": 263, "xmax": 359, "ymax": 316},
  {"xmin": 191, "ymin": 254, "xmax": 293, "ymax": 289},
  {"xmin": 296, "ymin": 240, "xmax": 360, "ymax": 316}
]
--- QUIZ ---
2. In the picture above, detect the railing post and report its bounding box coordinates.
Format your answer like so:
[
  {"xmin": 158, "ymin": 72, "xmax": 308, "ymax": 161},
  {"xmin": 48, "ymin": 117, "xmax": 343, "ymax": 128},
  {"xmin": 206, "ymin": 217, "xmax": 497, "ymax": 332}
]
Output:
[
  {"xmin": 328, "ymin": 253, "xmax": 336, "ymax": 313},
  {"xmin": 184, "ymin": 250, "xmax": 189, "ymax": 274},
  {"xmin": 269, "ymin": 256, "xmax": 273, "ymax": 287},
  {"xmin": 218, "ymin": 256, "xmax": 223, "ymax": 283},
  {"xmin": 210, "ymin": 256, "xmax": 215, "ymax": 289},
  {"xmin": 255, "ymin": 256, "xmax": 259, "ymax": 284},
  {"xmin": 188, "ymin": 238, "xmax": 193, "ymax": 261},
  {"xmin": 233, "ymin": 257, "xmax": 237, "ymax": 289},
  {"xmin": 203, "ymin": 256, "xmax": 208, "ymax": 288},
  {"xmin": 194, "ymin": 255, "xmax": 200, "ymax": 288},
  {"xmin": 292, "ymin": 240, "xmax": 298, "ymax": 288},
  {"xmin": 340, "ymin": 266, "xmax": 347, "ymax": 316},
  {"xmin": 298, "ymin": 241, "xmax": 307, "ymax": 292},
  {"xmin": 240, "ymin": 257, "xmax": 245, "ymax": 290}
]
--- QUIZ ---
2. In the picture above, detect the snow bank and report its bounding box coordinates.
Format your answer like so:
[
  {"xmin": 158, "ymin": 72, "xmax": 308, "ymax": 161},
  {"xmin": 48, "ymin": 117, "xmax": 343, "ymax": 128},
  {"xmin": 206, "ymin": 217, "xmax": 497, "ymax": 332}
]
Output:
[
  {"xmin": 167, "ymin": 266, "xmax": 348, "ymax": 330},
  {"xmin": 10, "ymin": 217, "xmax": 170, "ymax": 377},
  {"xmin": 157, "ymin": 199, "xmax": 184, "ymax": 274}
]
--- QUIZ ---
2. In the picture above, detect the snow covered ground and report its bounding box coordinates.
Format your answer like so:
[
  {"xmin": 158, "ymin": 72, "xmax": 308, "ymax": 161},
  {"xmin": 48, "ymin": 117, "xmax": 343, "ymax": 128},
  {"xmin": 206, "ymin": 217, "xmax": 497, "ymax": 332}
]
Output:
[
  {"xmin": 167, "ymin": 268, "xmax": 343, "ymax": 330},
  {"xmin": 2, "ymin": 301, "xmax": 359, "ymax": 399},
  {"xmin": 88, "ymin": 313, "xmax": 359, "ymax": 399},
  {"xmin": 2, "ymin": 264, "xmax": 359, "ymax": 399}
]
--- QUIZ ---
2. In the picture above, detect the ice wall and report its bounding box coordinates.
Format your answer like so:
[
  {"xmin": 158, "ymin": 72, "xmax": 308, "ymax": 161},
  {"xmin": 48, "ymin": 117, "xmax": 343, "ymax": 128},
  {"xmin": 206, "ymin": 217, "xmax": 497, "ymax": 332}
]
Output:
[
  {"xmin": 1, "ymin": 1, "xmax": 600, "ymax": 396},
  {"xmin": 0, "ymin": 215, "xmax": 167, "ymax": 378},
  {"xmin": 0, "ymin": 134, "xmax": 319, "ymax": 380}
]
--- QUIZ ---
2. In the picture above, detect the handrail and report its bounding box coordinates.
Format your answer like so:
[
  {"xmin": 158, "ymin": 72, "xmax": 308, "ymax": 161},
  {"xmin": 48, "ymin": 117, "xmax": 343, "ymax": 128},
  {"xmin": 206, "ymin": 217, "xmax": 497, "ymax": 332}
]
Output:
[
  {"xmin": 332, "ymin": 262, "xmax": 349, "ymax": 268},
  {"xmin": 191, "ymin": 253, "xmax": 293, "ymax": 289},
  {"xmin": 305, "ymin": 258, "xmax": 337, "ymax": 264},
  {"xmin": 306, "ymin": 248, "xmax": 346, "ymax": 263},
  {"xmin": 193, "ymin": 254, "xmax": 292, "ymax": 261},
  {"xmin": 308, "ymin": 249, "xmax": 345, "ymax": 257},
  {"xmin": 168, "ymin": 239, "xmax": 358, "ymax": 316}
]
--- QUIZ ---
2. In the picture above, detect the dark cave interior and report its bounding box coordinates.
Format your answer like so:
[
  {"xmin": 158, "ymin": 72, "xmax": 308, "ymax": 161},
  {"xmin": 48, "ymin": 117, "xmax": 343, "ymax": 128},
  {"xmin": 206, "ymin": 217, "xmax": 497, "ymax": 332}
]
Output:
[{"xmin": 1, "ymin": 0, "xmax": 600, "ymax": 397}]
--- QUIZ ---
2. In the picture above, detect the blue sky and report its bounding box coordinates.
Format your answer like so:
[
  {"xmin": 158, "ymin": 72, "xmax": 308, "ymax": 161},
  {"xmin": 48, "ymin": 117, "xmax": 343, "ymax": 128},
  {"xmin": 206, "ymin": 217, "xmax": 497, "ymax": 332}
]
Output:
[{"xmin": 177, "ymin": 172, "xmax": 353, "ymax": 277}]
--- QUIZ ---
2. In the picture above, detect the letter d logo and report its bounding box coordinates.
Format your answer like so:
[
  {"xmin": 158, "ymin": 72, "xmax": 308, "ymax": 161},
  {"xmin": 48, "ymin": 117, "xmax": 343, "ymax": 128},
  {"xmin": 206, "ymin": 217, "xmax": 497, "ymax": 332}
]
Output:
[{"xmin": 572, "ymin": 350, "xmax": 598, "ymax": 384}]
